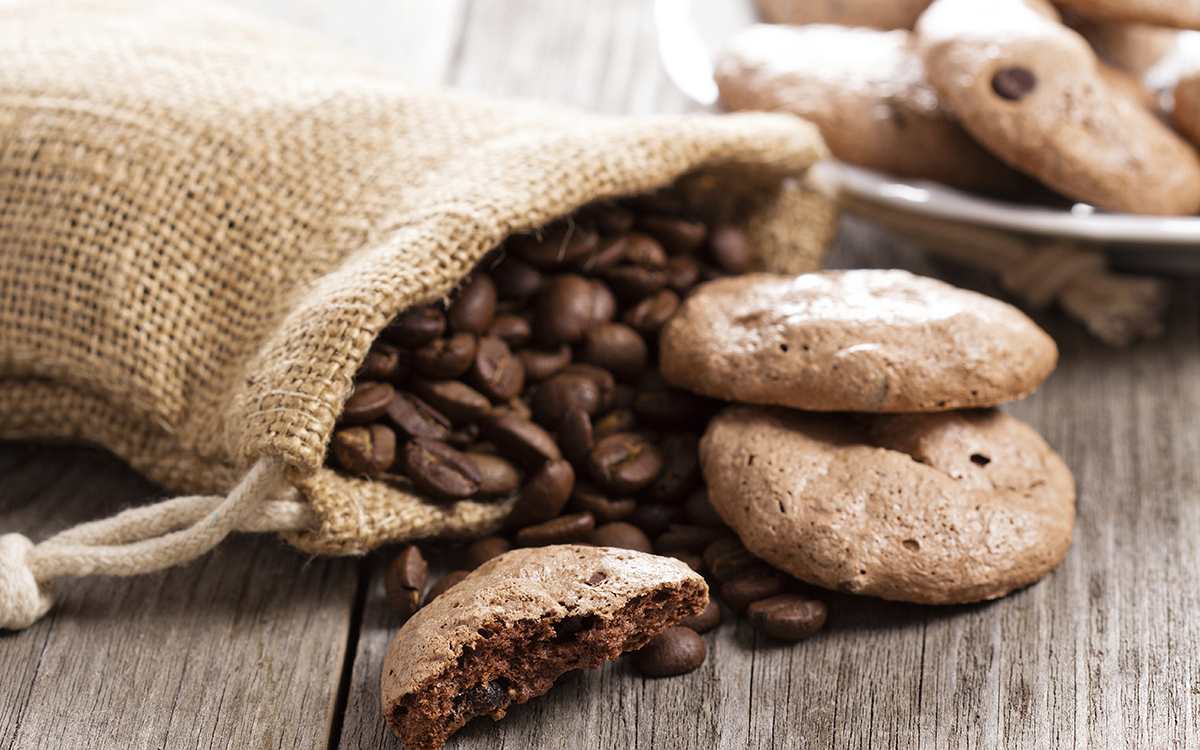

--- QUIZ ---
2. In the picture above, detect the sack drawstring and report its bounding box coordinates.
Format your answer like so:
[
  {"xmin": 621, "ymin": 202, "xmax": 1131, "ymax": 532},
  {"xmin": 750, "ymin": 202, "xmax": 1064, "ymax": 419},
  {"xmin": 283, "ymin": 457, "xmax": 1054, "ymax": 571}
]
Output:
[{"xmin": 0, "ymin": 457, "xmax": 311, "ymax": 630}]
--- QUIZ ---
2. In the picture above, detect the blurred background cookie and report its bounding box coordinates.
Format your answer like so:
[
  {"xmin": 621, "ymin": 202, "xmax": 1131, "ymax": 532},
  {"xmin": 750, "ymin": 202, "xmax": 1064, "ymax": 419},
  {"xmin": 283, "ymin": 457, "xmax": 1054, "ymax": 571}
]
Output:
[
  {"xmin": 1052, "ymin": 0, "xmax": 1200, "ymax": 31},
  {"xmin": 714, "ymin": 23, "xmax": 1033, "ymax": 196},
  {"xmin": 755, "ymin": 0, "xmax": 932, "ymax": 30}
]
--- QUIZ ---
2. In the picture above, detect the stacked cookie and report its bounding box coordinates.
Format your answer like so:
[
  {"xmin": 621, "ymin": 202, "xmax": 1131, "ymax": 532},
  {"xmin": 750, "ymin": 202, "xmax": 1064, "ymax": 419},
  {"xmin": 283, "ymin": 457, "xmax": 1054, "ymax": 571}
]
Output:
[
  {"xmin": 661, "ymin": 269, "xmax": 1076, "ymax": 605},
  {"xmin": 717, "ymin": 0, "xmax": 1200, "ymax": 215}
]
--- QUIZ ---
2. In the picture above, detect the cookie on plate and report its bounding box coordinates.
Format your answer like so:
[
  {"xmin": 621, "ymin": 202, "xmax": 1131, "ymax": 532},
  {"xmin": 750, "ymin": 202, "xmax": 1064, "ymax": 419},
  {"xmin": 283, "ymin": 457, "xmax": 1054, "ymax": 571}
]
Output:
[
  {"xmin": 381, "ymin": 545, "xmax": 707, "ymax": 750},
  {"xmin": 714, "ymin": 23, "xmax": 1030, "ymax": 196},
  {"xmin": 756, "ymin": 0, "xmax": 932, "ymax": 30},
  {"xmin": 658, "ymin": 270, "xmax": 1058, "ymax": 413},
  {"xmin": 915, "ymin": 0, "xmax": 1200, "ymax": 215},
  {"xmin": 700, "ymin": 405, "xmax": 1076, "ymax": 604}
]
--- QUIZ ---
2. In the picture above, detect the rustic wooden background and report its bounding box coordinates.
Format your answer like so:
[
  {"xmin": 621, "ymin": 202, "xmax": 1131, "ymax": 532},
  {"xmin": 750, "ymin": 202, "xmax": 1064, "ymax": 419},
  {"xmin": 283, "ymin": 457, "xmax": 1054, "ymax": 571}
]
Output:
[{"xmin": 3, "ymin": 1, "xmax": 1200, "ymax": 748}]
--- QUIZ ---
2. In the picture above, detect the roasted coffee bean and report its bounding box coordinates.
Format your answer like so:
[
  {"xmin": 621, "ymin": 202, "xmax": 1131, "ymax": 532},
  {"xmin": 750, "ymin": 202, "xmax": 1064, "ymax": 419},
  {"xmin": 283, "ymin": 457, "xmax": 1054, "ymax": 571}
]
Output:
[
  {"xmin": 991, "ymin": 66, "xmax": 1037, "ymax": 101},
  {"xmin": 462, "ymin": 535, "xmax": 512, "ymax": 569},
  {"xmin": 588, "ymin": 521, "xmax": 653, "ymax": 553},
  {"xmin": 566, "ymin": 484, "xmax": 637, "ymax": 525},
  {"xmin": 720, "ymin": 572, "xmax": 793, "ymax": 614},
  {"xmin": 684, "ymin": 488, "xmax": 727, "ymax": 528},
  {"xmin": 491, "ymin": 255, "xmax": 544, "ymax": 302},
  {"xmin": 383, "ymin": 304, "xmax": 446, "ymax": 349},
  {"xmin": 589, "ymin": 279, "xmax": 617, "ymax": 325},
  {"xmin": 631, "ymin": 625, "xmax": 706, "ymax": 677},
  {"xmin": 517, "ymin": 344, "xmax": 572, "ymax": 381},
  {"xmin": 746, "ymin": 594, "xmax": 828, "ymax": 641},
  {"xmin": 466, "ymin": 452, "xmax": 521, "ymax": 498},
  {"xmin": 529, "ymin": 371, "xmax": 603, "ymax": 428},
  {"xmin": 575, "ymin": 234, "xmax": 628, "ymax": 274},
  {"xmin": 707, "ymin": 224, "xmax": 754, "ymax": 275},
  {"xmin": 621, "ymin": 232, "xmax": 669, "ymax": 268},
  {"xmin": 468, "ymin": 335, "xmax": 526, "ymax": 402},
  {"xmin": 340, "ymin": 381, "xmax": 395, "ymax": 424},
  {"xmin": 579, "ymin": 322, "xmax": 647, "ymax": 382},
  {"xmin": 703, "ymin": 536, "xmax": 766, "ymax": 583},
  {"xmin": 487, "ymin": 312, "xmax": 532, "ymax": 348},
  {"xmin": 331, "ymin": 423, "xmax": 396, "ymax": 477},
  {"xmin": 399, "ymin": 437, "xmax": 482, "ymax": 502},
  {"xmin": 592, "ymin": 407, "xmax": 637, "ymax": 439},
  {"xmin": 654, "ymin": 524, "xmax": 726, "ymax": 556},
  {"xmin": 413, "ymin": 331, "xmax": 478, "ymax": 380},
  {"xmin": 513, "ymin": 511, "xmax": 595, "ymax": 547},
  {"xmin": 601, "ymin": 264, "xmax": 668, "ymax": 304},
  {"xmin": 410, "ymin": 378, "xmax": 493, "ymax": 426},
  {"xmin": 560, "ymin": 363, "xmax": 617, "ymax": 409},
  {"xmin": 644, "ymin": 432, "xmax": 700, "ymax": 505},
  {"xmin": 677, "ymin": 597, "xmax": 722, "ymax": 634},
  {"xmin": 557, "ymin": 407, "xmax": 594, "ymax": 469},
  {"xmin": 385, "ymin": 391, "xmax": 453, "ymax": 441},
  {"xmin": 534, "ymin": 273, "xmax": 596, "ymax": 346},
  {"xmin": 509, "ymin": 222, "xmax": 599, "ymax": 269},
  {"xmin": 630, "ymin": 502, "xmax": 681, "ymax": 538},
  {"xmin": 634, "ymin": 214, "xmax": 707, "ymax": 254},
  {"xmin": 358, "ymin": 342, "xmax": 408, "ymax": 382},
  {"xmin": 384, "ymin": 544, "xmax": 429, "ymax": 620},
  {"xmin": 587, "ymin": 432, "xmax": 664, "ymax": 496},
  {"xmin": 481, "ymin": 412, "xmax": 562, "ymax": 471},
  {"xmin": 505, "ymin": 458, "xmax": 575, "ymax": 530},
  {"xmin": 622, "ymin": 289, "xmax": 680, "ymax": 339},
  {"xmin": 445, "ymin": 423, "xmax": 480, "ymax": 450},
  {"xmin": 578, "ymin": 201, "xmax": 634, "ymax": 235},
  {"xmin": 424, "ymin": 570, "xmax": 470, "ymax": 606},
  {"xmin": 665, "ymin": 255, "xmax": 702, "ymax": 294},
  {"xmin": 670, "ymin": 551, "xmax": 706, "ymax": 577},
  {"xmin": 446, "ymin": 273, "xmax": 498, "ymax": 336}
]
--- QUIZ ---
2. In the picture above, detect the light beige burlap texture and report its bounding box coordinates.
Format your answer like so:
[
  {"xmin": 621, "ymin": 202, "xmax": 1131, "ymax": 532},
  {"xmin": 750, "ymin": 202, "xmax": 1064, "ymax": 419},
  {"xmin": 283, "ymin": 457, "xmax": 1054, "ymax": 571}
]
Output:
[{"xmin": 0, "ymin": 0, "xmax": 832, "ymax": 563}]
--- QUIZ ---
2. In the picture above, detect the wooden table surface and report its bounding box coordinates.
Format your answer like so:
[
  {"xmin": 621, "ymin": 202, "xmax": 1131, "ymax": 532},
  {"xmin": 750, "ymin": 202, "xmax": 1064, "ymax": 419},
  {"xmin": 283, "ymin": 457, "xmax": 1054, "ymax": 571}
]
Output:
[{"xmin": 4, "ymin": 2, "xmax": 1200, "ymax": 748}]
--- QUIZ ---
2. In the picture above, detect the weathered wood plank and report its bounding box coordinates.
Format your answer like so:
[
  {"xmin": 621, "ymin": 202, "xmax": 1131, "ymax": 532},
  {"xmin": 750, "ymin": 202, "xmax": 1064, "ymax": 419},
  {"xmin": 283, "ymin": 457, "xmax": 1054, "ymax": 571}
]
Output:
[{"xmin": 0, "ymin": 443, "xmax": 362, "ymax": 750}]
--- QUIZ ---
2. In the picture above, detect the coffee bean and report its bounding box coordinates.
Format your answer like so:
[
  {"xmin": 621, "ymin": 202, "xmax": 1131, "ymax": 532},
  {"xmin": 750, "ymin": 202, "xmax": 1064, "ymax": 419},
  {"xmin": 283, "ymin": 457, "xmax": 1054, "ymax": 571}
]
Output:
[
  {"xmin": 601, "ymin": 264, "xmax": 668, "ymax": 304},
  {"xmin": 588, "ymin": 521, "xmax": 654, "ymax": 553},
  {"xmin": 566, "ymin": 484, "xmax": 637, "ymax": 524},
  {"xmin": 529, "ymin": 371, "xmax": 603, "ymax": 428},
  {"xmin": 746, "ymin": 594, "xmax": 827, "ymax": 641},
  {"xmin": 466, "ymin": 452, "xmax": 521, "ymax": 498},
  {"xmin": 634, "ymin": 214, "xmax": 707, "ymax": 255},
  {"xmin": 644, "ymin": 432, "xmax": 700, "ymax": 505},
  {"xmin": 719, "ymin": 572, "xmax": 792, "ymax": 614},
  {"xmin": 578, "ymin": 201, "xmax": 634, "ymax": 235},
  {"xmin": 683, "ymin": 488, "xmax": 726, "ymax": 528},
  {"xmin": 481, "ymin": 412, "xmax": 562, "ymax": 471},
  {"xmin": 468, "ymin": 335, "xmax": 526, "ymax": 402},
  {"xmin": 579, "ymin": 322, "xmax": 647, "ymax": 382},
  {"xmin": 534, "ymin": 273, "xmax": 596, "ymax": 346},
  {"xmin": 384, "ymin": 544, "xmax": 429, "ymax": 620},
  {"xmin": 575, "ymin": 234, "xmax": 628, "ymax": 274},
  {"xmin": 587, "ymin": 432, "xmax": 664, "ymax": 496},
  {"xmin": 445, "ymin": 423, "xmax": 480, "ymax": 450},
  {"xmin": 589, "ymin": 279, "xmax": 617, "ymax": 325},
  {"xmin": 707, "ymin": 224, "xmax": 754, "ymax": 275},
  {"xmin": 486, "ymin": 312, "xmax": 532, "ymax": 347},
  {"xmin": 383, "ymin": 304, "xmax": 446, "ymax": 349},
  {"xmin": 447, "ymin": 273, "xmax": 498, "ymax": 336},
  {"xmin": 358, "ymin": 342, "xmax": 409, "ymax": 382},
  {"xmin": 631, "ymin": 625, "xmax": 706, "ymax": 677},
  {"xmin": 462, "ymin": 535, "xmax": 512, "ymax": 569},
  {"xmin": 621, "ymin": 232, "xmax": 669, "ymax": 268},
  {"xmin": 340, "ymin": 381, "xmax": 395, "ymax": 424},
  {"xmin": 654, "ymin": 524, "xmax": 725, "ymax": 556},
  {"xmin": 413, "ymin": 331, "xmax": 478, "ymax": 380},
  {"xmin": 670, "ymin": 551, "xmax": 707, "ymax": 577},
  {"xmin": 513, "ymin": 511, "xmax": 595, "ymax": 547},
  {"xmin": 410, "ymin": 378, "xmax": 493, "ymax": 426},
  {"xmin": 398, "ymin": 437, "xmax": 482, "ymax": 501},
  {"xmin": 491, "ymin": 256, "xmax": 544, "ymax": 302},
  {"xmin": 557, "ymin": 407, "xmax": 594, "ymax": 469},
  {"xmin": 331, "ymin": 423, "xmax": 396, "ymax": 477},
  {"xmin": 630, "ymin": 503, "xmax": 680, "ymax": 538},
  {"xmin": 505, "ymin": 458, "xmax": 575, "ymax": 530},
  {"xmin": 622, "ymin": 289, "xmax": 680, "ymax": 340},
  {"xmin": 592, "ymin": 407, "xmax": 637, "ymax": 439},
  {"xmin": 677, "ymin": 597, "xmax": 722, "ymax": 634},
  {"xmin": 424, "ymin": 570, "xmax": 470, "ymax": 606},
  {"xmin": 560, "ymin": 363, "xmax": 617, "ymax": 410},
  {"xmin": 517, "ymin": 344, "xmax": 572, "ymax": 381},
  {"xmin": 703, "ymin": 536, "xmax": 762, "ymax": 583},
  {"xmin": 665, "ymin": 255, "xmax": 702, "ymax": 294},
  {"xmin": 509, "ymin": 222, "xmax": 599, "ymax": 269},
  {"xmin": 385, "ymin": 391, "xmax": 453, "ymax": 441},
  {"xmin": 991, "ymin": 66, "xmax": 1037, "ymax": 101}
]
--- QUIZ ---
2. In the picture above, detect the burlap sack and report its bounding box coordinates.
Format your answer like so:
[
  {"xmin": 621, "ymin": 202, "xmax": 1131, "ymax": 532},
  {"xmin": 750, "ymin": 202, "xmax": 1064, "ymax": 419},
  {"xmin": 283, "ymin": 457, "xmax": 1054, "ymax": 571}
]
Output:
[{"xmin": 0, "ymin": 0, "xmax": 833, "ymax": 629}]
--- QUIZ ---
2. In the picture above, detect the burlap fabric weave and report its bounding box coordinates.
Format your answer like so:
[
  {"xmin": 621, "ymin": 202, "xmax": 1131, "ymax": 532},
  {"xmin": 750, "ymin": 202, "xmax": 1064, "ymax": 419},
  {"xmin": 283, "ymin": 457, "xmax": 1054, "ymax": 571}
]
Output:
[{"xmin": 0, "ymin": 0, "xmax": 831, "ymax": 557}]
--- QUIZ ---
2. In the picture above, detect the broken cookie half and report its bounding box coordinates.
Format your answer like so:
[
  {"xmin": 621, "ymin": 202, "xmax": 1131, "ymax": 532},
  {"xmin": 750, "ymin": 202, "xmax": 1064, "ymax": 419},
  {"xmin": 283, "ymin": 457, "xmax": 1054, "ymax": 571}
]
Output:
[{"xmin": 381, "ymin": 544, "xmax": 708, "ymax": 750}]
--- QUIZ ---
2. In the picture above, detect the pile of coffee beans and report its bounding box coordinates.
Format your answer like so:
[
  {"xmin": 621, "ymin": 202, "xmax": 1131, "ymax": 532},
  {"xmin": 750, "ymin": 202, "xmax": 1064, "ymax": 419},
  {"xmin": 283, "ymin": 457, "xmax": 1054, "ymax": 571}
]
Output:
[{"xmin": 335, "ymin": 189, "xmax": 827, "ymax": 676}]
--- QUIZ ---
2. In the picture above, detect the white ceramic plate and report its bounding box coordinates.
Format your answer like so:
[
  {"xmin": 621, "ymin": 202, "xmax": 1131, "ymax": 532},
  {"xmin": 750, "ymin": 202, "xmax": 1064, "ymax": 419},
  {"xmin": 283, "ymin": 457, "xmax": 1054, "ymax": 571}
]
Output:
[{"xmin": 653, "ymin": 0, "xmax": 1200, "ymax": 272}]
